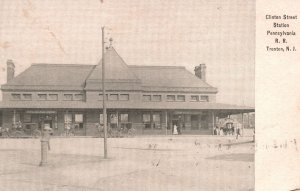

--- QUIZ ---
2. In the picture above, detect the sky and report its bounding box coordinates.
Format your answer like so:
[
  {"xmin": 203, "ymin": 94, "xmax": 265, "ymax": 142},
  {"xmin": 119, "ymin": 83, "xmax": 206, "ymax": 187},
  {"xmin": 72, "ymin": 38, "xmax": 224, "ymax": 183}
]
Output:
[{"xmin": 0, "ymin": 0, "xmax": 255, "ymax": 106}]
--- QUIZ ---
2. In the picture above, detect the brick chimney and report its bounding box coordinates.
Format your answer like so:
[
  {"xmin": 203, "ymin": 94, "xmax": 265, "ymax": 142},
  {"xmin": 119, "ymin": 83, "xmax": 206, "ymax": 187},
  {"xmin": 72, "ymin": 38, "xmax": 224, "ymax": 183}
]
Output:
[
  {"xmin": 7, "ymin": 59, "xmax": 15, "ymax": 83},
  {"xmin": 194, "ymin": 64, "xmax": 206, "ymax": 82}
]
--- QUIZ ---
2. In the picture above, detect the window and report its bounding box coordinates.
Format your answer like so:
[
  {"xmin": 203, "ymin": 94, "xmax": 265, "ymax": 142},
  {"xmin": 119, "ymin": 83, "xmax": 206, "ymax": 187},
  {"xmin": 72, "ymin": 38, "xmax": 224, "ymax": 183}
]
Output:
[
  {"xmin": 99, "ymin": 94, "xmax": 108, "ymax": 101},
  {"xmin": 11, "ymin": 94, "xmax": 21, "ymax": 100},
  {"xmin": 120, "ymin": 114, "xmax": 129, "ymax": 123},
  {"xmin": 75, "ymin": 114, "xmax": 83, "ymax": 123},
  {"xmin": 64, "ymin": 113, "xmax": 72, "ymax": 129},
  {"xmin": 64, "ymin": 94, "xmax": 73, "ymax": 101},
  {"xmin": 64, "ymin": 113, "xmax": 72, "ymax": 123},
  {"xmin": 110, "ymin": 114, "xmax": 118, "ymax": 124},
  {"xmin": 153, "ymin": 113, "xmax": 161, "ymax": 129},
  {"xmin": 152, "ymin": 95, "xmax": 161, "ymax": 102},
  {"xmin": 23, "ymin": 94, "xmax": 32, "ymax": 100},
  {"xmin": 110, "ymin": 94, "xmax": 118, "ymax": 101},
  {"xmin": 74, "ymin": 94, "xmax": 84, "ymax": 101},
  {"xmin": 24, "ymin": 114, "xmax": 32, "ymax": 123},
  {"xmin": 200, "ymin": 95, "xmax": 209, "ymax": 102},
  {"xmin": 38, "ymin": 94, "xmax": 47, "ymax": 100},
  {"xmin": 74, "ymin": 114, "xmax": 84, "ymax": 129},
  {"xmin": 143, "ymin": 95, "xmax": 151, "ymax": 101},
  {"xmin": 48, "ymin": 94, "xmax": 58, "ymax": 101},
  {"xmin": 167, "ymin": 95, "xmax": 175, "ymax": 101},
  {"xmin": 191, "ymin": 95, "xmax": 199, "ymax": 101},
  {"xmin": 13, "ymin": 113, "xmax": 21, "ymax": 123},
  {"xmin": 177, "ymin": 95, "xmax": 185, "ymax": 102},
  {"xmin": 120, "ymin": 94, "xmax": 129, "ymax": 101},
  {"xmin": 99, "ymin": 114, "xmax": 104, "ymax": 124},
  {"xmin": 142, "ymin": 113, "xmax": 151, "ymax": 128}
]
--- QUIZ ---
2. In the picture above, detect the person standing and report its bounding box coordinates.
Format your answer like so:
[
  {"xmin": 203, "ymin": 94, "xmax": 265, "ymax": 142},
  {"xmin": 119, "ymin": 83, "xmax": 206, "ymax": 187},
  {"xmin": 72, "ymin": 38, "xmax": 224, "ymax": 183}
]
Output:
[
  {"xmin": 173, "ymin": 124, "xmax": 178, "ymax": 135},
  {"xmin": 236, "ymin": 124, "xmax": 241, "ymax": 139}
]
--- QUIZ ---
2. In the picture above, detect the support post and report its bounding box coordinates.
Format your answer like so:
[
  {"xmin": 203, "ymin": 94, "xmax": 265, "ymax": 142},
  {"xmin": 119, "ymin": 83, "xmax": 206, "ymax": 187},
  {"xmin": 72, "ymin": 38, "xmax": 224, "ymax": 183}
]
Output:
[
  {"xmin": 165, "ymin": 111, "xmax": 168, "ymax": 136},
  {"xmin": 13, "ymin": 110, "xmax": 16, "ymax": 126},
  {"xmin": 241, "ymin": 113, "xmax": 244, "ymax": 136},
  {"xmin": 212, "ymin": 111, "xmax": 215, "ymax": 135},
  {"xmin": 40, "ymin": 129, "xmax": 50, "ymax": 166},
  {"xmin": 101, "ymin": 26, "xmax": 108, "ymax": 159}
]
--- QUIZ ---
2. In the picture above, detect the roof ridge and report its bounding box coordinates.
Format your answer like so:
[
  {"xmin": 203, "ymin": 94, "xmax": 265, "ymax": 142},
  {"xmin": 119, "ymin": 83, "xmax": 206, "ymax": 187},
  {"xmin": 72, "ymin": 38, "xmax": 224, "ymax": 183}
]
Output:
[
  {"xmin": 129, "ymin": 65, "xmax": 186, "ymax": 69},
  {"xmin": 31, "ymin": 63, "xmax": 95, "ymax": 67}
]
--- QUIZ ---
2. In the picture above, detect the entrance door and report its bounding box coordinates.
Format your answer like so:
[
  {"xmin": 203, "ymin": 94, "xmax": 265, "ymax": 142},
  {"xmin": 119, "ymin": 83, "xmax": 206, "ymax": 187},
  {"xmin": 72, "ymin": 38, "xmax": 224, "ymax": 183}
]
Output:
[
  {"xmin": 191, "ymin": 115, "xmax": 198, "ymax": 130},
  {"xmin": 172, "ymin": 119, "xmax": 178, "ymax": 133},
  {"xmin": 44, "ymin": 120, "xmax": 52, "ymax": 129}
]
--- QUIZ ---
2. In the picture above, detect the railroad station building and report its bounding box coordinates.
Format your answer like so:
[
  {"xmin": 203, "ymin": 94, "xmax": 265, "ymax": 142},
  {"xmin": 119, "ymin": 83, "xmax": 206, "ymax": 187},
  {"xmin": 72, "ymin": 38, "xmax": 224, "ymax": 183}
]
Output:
[{"xmin": 0, "ymin": 47, "xmax": 254, "ymax": 136}]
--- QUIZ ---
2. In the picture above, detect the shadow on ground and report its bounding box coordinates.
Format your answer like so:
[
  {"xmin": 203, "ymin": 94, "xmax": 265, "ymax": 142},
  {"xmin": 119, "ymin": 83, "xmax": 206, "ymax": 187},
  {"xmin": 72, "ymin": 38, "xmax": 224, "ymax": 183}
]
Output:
[{"xmin": 206, "ymin": 153, "xmax": 254, "ymax": 162}]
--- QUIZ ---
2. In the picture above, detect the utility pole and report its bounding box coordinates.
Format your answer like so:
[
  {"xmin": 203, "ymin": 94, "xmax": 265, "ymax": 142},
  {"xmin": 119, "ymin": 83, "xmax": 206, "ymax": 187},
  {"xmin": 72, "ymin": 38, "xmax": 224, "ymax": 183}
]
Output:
[{"xmin": 101, "ymin": 26, "xmax": 108, "ymax": 159}]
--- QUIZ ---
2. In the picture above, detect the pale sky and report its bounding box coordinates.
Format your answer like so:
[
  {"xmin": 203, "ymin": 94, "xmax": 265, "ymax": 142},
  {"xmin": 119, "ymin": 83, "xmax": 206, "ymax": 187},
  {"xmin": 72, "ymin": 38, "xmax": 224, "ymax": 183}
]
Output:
[{"xmin": 0, "ymin": 0, "xmax": 255, "ymax": 106}]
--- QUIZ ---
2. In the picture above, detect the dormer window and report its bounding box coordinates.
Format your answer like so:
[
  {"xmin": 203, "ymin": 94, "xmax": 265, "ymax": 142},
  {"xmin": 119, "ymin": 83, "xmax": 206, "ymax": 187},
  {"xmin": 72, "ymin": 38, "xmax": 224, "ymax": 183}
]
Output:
[
  {"xmin": 166, "ymin": 95, "xmax": 175, "ymax": 101},
  {"xmin": 110, "ymin": 94, "xmax": 118, "ymax": 101},
  {"xmin": 152, "ymin": 95, "xmax": 162, "ymax": 102},
  {"xmin": 63, "ymin": 94, "xmax": 73, "ymax": 101},
  {"xmin": 49, "ymin": 94, "xmax": 58, "ymax": 101},
  {"xmin": 177, "ymin": 95, "xmax": 185, "ymax": 102},
  {"xmin": 200, "ymin": 95, "xmax": 209, "ymax": 102},
  {"xmin": 23, "ymin": 94, "xmax": 32, "ymax": 100},
  {"xmin": 143, "ymin": 95, "xmax": 151, "ymax": 102},
  {"xmin": 191, "ymin": 95, "xmax": 199, "ymax": 101},
  {"xmin": 74, "ymin": 94, "xmax": 84, "ymax": 101},
  {"xmin": 38, "ymin": 94, "xmax": 47, "ymax": 100},
  {"xmin": 120, "ymin": 94, "xmax": 129, "ymax": 101},
  {"xmin": 11, "ymin": 93, "xmax": 21, "ymax": 100}
]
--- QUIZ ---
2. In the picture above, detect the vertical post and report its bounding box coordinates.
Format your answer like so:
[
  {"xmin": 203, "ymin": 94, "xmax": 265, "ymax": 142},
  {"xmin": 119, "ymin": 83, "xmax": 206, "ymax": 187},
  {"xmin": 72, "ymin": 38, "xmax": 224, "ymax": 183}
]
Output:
[
  {"xmin": 241, "ymin": 113, "xmax": 244, "ymax": 136},
  {"xmin": 13, "ymin": 110, "xmax": 16, "ymax": 126},
  {"xmin": 165, "ymin": 111, "xmax": 168, "ymax": 136},
  {"xmin": 248, "ymin": 113, "xmax": 250, "ymax": 129},
  {"xmin": 212, "ymin": 111, "xmax": 215, "ymax": 135},
  {"xmin": 170, "ymin": 112, "xmax": 173, "ymax": 134},
  {"xmin": 102, "ymin": 26, "xmax": 108, "ymax": 159},
  {"xmin": 150, "ymin": 111, "xmax": 153, "ymax": 130}
]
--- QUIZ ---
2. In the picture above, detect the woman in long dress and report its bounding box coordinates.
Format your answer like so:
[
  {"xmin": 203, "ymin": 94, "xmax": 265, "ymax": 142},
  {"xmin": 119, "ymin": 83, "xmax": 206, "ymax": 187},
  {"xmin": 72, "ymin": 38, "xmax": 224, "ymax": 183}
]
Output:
[{"xmin": 173, "ymin": 124, "xmax": 178, "ymax": 135}]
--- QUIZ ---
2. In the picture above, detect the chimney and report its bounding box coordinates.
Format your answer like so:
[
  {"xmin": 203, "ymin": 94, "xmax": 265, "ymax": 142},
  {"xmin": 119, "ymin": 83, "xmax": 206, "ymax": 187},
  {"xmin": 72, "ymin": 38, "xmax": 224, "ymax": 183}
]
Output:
[
  {"xmin": 7, "ymin": 59, "xmax": 15, "ymax": 83},
  {"xmin": 194, "ymin": 64, "xmax": 206, "ymax": 82}
]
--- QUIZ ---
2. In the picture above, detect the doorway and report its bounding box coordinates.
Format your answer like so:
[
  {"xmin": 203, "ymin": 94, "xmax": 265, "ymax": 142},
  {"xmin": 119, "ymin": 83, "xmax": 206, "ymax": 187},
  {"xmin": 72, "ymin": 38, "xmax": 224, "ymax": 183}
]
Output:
[{"xmin": 191, "ymin": 115, "xmax": 198, "ymax": 130}]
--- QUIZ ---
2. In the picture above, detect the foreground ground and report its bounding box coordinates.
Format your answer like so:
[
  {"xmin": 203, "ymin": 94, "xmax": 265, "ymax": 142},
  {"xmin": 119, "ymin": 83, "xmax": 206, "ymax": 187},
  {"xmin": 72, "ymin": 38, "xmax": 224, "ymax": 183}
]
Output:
[{"xmin": 0, "ymin": 136, "xmax": 254, "ymax": 191}]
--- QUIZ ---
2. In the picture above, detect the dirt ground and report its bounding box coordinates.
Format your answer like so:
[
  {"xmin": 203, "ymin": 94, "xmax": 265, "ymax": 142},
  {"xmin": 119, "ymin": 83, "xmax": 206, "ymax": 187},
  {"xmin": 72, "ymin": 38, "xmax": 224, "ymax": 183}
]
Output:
[{"xmin": 0, "ymin": 136, "xmax": 254, "ymax": 191}]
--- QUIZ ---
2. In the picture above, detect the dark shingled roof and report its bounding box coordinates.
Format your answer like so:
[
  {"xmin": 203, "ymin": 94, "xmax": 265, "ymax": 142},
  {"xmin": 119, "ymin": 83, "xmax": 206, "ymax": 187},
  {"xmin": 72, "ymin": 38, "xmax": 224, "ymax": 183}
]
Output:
[
  {"xmin": 1, "ymin": 64, "xmax": 95, "ymax": 91},
  {"xmin": 1, "ymin": 47, "xmax": 216, "ymax": 93}
]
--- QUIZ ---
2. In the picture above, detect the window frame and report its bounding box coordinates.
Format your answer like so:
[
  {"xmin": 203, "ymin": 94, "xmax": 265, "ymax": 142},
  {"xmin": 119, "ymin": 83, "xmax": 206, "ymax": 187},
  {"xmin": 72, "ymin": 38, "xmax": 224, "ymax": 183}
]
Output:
[
  {"xmin": 200, "ymin": 95, "xmax": 209, "ymax": 102},
  {"xmin": 22, "ymin": 93, "xmax": 32, "ymax": 100},
  {"xmin": 48, "ymin": 94, "xmax": 58, "ymax": 101},
  {"xmin": 74, "ymin": 94, "xmax": 84, "ymax": 101},
  {"xmin": 166, "ymin": 95, "xmax": 176, "ymax": 102},
  {"xmin": 63, "ymin": 94, "xmax": 73, "ymax": 101},
  {"xmin": 177, "ymin": 95, "xmax": 186, "ymax": 102},
  {"xmin": 152, "ymin": 95, "xmax": 162, "ymax": 102},
  {"xmin": 37, "ymin": 94, "xmax": 47, "ymax": 101},
  {"xmin": 119, "ymin": 94, "xmax": 129, "ymax": 101},
  {"xmin": 142, "ymin": 95, "xmax": 151, "ymax": 102},
  {"xmin": 190, "ymin": 95, "xmax": 199, "ymax": 102},
  {"xmin": 11, "ymin": 93, "xmax": 21, "ymax": 100},
  {"xmin": 109, "ymin": 94, "xmax": 119, "ymax": 101}
]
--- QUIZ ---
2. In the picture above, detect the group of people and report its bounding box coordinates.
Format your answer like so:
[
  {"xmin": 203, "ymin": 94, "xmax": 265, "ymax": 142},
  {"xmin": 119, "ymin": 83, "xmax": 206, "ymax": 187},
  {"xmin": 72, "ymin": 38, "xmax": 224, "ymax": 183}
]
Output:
[{"xmin": 214, "ymin": 123, "xmax": 241, "ymax": 139}]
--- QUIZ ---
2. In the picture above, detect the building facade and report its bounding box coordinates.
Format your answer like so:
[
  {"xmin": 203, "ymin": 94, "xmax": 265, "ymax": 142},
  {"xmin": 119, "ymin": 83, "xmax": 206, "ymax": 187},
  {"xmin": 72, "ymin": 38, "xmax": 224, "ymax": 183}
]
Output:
[{"xmin": 0, "ymin": 47, "xmax": 254, "ymax": 136}]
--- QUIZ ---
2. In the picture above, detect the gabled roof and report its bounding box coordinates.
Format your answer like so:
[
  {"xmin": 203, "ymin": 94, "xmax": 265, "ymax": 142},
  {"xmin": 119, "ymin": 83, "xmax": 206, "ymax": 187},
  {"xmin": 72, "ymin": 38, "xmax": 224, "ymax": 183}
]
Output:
[
  {"xmin": 129, "ymin": 65, "xmax": 217, "ymax": 93},
  {"xmin": 85, "ymin": 47, "xmax": 141, "ymax": 90},
  {"xmin": 1, "ymin": 47, "xmax": 217, "ymax": 92},
  {"xmin": 1, "ymin": 64, "xmax": 95, "ymax": 91},
  {"xmin": 87, "ymin": 47, "xmax": 140, "ymax": 81}
]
